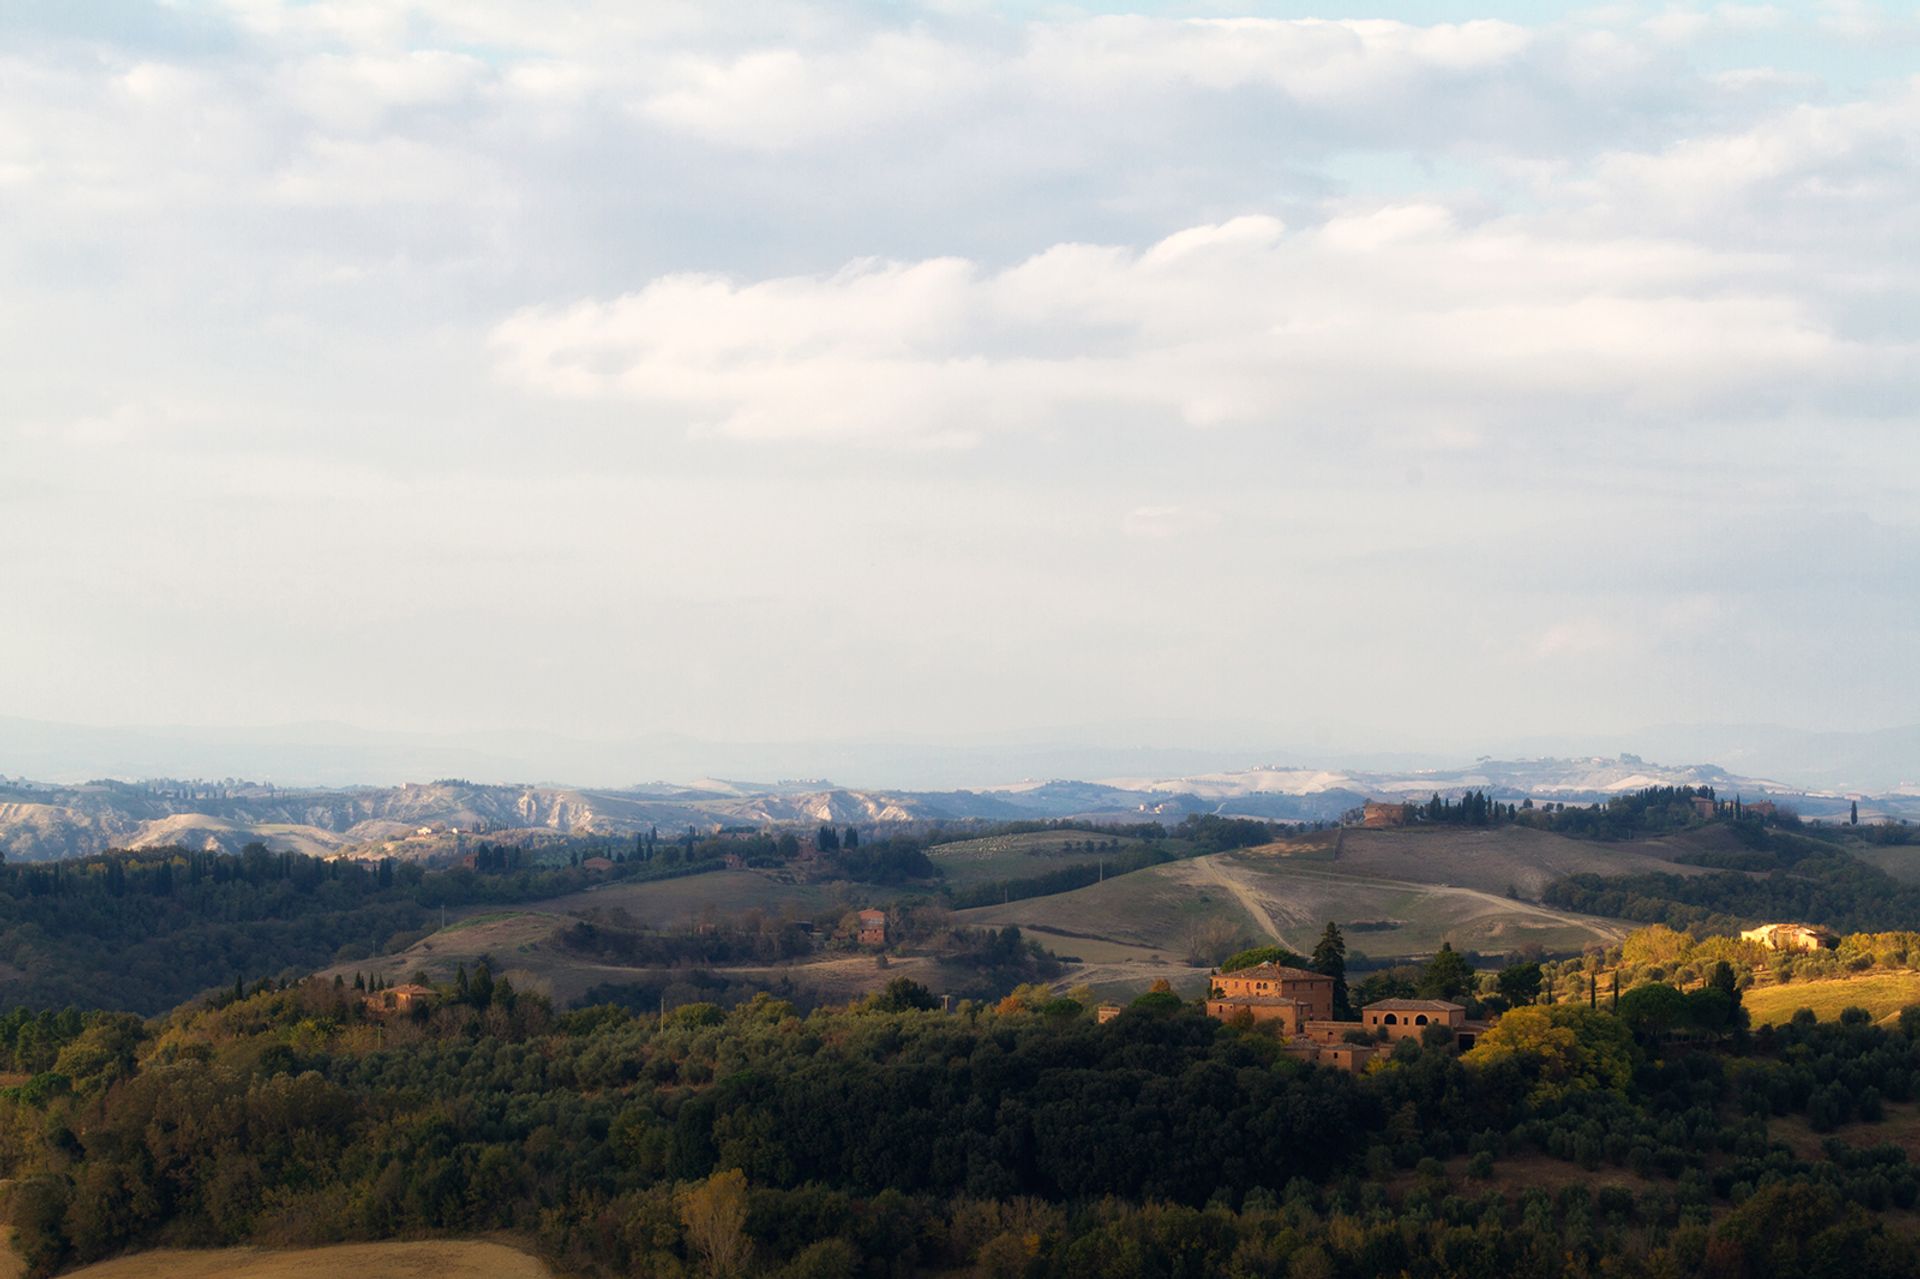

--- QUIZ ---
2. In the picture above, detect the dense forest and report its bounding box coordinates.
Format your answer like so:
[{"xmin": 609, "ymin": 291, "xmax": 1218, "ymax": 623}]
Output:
[
  {"xmin": 0, "ymin": 844, "xmax": 735, "ymax": 1014},
  {"xmin": 4, "ymin": 971, "xmax": 1919, "ymax": 1278}
]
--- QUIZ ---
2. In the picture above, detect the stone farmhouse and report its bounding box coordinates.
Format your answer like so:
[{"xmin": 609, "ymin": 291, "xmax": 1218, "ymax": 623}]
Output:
[
  {"xmin": 363, "ymin": 983, "xmax": 436, "ymax": 1016},
  {"xmin": 1204, "ymin": 963, "xmax": 1335, "ymax": 1030},
  {"xmin": 1204, "ymin": 965, "xmax": 1487, "ymax": 1073},
  {"xmin": 1740, "ymin": 922, "xmax": 1837, "ymax": 952},
  {"xmin": 1361, "ymin": 800, "xmax": 1412, "ymax": 828},
  {"xmin": 857, "ymin": 909, "xmax": 888, "ymax": 946}
]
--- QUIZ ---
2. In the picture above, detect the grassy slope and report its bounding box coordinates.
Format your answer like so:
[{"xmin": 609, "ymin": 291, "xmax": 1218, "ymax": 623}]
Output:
[
  {"xmin": 1852, "ymin": 844, "xmax": 1920, "ymax": 885},
  {"xmin": 534, "ymin": 869, "xmax": 863, "ymax": 929},
  {"xmin": 319, "ymin": 826, "xmax": 1711, "ymax": 1008},
  {"xmin": 1743, "ymin": 971, "xmax": 1920, "ymax": 1027},
  {"xmin": 959, "ymin": 826, "xmax": 1658, "ymax": 972},
  {"xmin": 924, "ymin": 830, "xmax": 1144, "ymax": 888},
  {"xmin": 57, "ymin": 1241, "xmax": 551, "ymax": 1279}
]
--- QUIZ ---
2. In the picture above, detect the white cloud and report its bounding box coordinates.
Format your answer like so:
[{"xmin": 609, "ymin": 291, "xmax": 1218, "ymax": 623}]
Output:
[
  {"xmin": 3, "ymin": 1, "xmax": 1919, "ymax": 747},
  {"xmin": 490, "ymin": 203, "xmax": 1895, "ymax": 444}
]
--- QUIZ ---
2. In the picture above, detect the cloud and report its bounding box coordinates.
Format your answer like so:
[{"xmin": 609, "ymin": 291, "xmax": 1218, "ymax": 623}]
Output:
[
  {"xmin": 489, "ymin": 201, "xmax": 1898, "ymax": 444},
  {"xmin": 1123, "ymin": 506, "xmax": 1222, "ymax": 540},
  {"xmin": 4, "ymin": 1, "xmax": 1920, "ymax": 746}
]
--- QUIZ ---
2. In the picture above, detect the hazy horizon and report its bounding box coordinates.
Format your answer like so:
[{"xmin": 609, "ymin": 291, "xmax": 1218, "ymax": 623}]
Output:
[
  {"xmin": 5, "ymin": 1, "xmax": 1917, "ymax": 760},
  {"xmin": 5, "ymin": 711, "xmax": 1919, "ymax": 795}
]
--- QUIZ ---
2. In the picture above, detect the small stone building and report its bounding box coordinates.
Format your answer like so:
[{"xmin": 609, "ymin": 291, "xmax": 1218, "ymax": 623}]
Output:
[
  {"xmin": 1278, "ymin": 1037, "xmax": 1375, "ymax": 1075},
  {"xmin": 1362, "ymin": 998, "xmax": 1482, "ymax": 1050},
  {"xmin": 857, "ymin": 909, "xmax": 888, "ymax": 946}
]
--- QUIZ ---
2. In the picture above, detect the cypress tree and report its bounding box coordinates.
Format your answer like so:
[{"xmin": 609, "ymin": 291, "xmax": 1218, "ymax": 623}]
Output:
[{"xmin": 1311, "ymin": 922, "xmax": 1352, "ymax": 1018}]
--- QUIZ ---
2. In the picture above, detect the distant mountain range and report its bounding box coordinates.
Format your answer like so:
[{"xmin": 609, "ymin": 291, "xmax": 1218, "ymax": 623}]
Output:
[{"xmin": 1, "ymin": 755, "xmax": 1911, "ymax": 863}]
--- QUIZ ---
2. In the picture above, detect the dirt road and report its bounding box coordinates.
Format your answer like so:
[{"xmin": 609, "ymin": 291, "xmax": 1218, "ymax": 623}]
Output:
[{"xmin": 1192, "ymin": 854, "xmax": 1301, "ymax": 951}]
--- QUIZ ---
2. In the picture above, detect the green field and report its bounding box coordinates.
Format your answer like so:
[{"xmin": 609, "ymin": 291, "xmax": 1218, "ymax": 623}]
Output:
[
  {"xmin": 1742, "ymin": 971, "xmax": 1920, "ymax": 1027},
  {"xmin": 924, "ymin": 830, "xmax": 1143, "ymax": 887},
  {"xmin": 1853, "ymin": 844, "xmax": 1920, "ymax": 885},
  {"xmin": 535, "ymin": 869, "xmax": 871, "ymax": 929}
]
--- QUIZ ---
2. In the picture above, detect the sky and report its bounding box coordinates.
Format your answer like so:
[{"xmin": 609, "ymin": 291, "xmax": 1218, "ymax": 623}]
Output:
[{"xmin": 2, "ymin": 0, "xmax": 1918, "ymax": 774}]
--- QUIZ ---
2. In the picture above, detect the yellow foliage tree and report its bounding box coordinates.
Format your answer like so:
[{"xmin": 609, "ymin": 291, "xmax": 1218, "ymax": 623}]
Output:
[
  {"xmin": 1621, "ymin": 925, "xmax": 1693, "ymax": 972},
  {"xmin": 679, "ymin": 1168, "xmax": 752, "ymax": 1277},
  {"xmin": 1464, "ymin": 1004, "xmax": 1633, "ymax": 1102}
]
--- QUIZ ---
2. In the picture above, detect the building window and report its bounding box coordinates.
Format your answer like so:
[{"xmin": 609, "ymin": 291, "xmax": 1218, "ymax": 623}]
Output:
[
  {"xmin": 1383, "ymin": 1013, "xmax": 1397, "ymax": 1025},
  {"xmin": 1415, "ymin": 1015, "xmax": 1428, "ymax": 1025}
]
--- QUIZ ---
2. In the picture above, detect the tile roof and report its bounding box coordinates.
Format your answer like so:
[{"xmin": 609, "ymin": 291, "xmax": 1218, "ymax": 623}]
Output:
[
  {"xmin": 1219, "ymin": 963, "xmax": 1328, "ymax": 982},
  {"xmin": 1364, "ymin": 998, "xmax": 1464, "ymax": 1012}
]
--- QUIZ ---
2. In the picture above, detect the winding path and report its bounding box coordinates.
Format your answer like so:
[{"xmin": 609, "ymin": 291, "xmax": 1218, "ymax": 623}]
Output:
[{"xmin": 1193, "ymin": 853, "xmax": 1300, "ymax": 951}]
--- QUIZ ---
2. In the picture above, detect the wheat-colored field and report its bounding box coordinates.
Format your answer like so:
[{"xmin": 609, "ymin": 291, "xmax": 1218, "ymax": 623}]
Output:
[
  {"xmin": 56, "ymin": 1241, "xmax": 551, "ymax": 1279},
  {"xmin": 1742, "ymin": 971, "xmax": 1920, "ymax": 1027}
]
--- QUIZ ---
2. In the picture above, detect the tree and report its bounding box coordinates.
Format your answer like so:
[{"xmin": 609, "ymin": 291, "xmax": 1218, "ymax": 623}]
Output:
[
  {"xmin": 1852, "ymin": 800, "xmax": 1860, "ymax": 825},
  {"xmin": 1310, "ymin": 922, "xmax": 1352, "ymax": 1018},
  {"xmin": 1221, "ymin": 945, "xmax": 1304, "ymax": 973},
  {"xmin": 1617, "ymin": 982, "xmax": 1690, "ymax": 1038},
  {"xmin": 1416, "ymin": 943, "xmax": 1474, "ymax": 1001},
  {"xmin": 1497, "ymin": 962, "xmax": 1542, "ymax": 1007},
  {"xmin": 869, "ymin": 977, "xmax": 937, "ymax": 1013},
  {"xmin": 1465, "ymin": 1004, "xmax": 1633, "ymax": 1103},
  {"xmin": 679, "ymin": 1168, "xmax": 752, "ymax": 1277},
  {"xmin": 1621, "ymin": 924, "xmax": 1692, "ymax": 971},
  {"xmin": 814, "ymin": 826, "xmax": 841, "ymax": 853}
]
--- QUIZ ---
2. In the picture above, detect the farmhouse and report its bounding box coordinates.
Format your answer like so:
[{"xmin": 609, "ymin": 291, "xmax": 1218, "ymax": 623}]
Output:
[
  {"xmin": 580, "ymin": 856, "xmax": 616, "ymax": 872},
  {"xmin": 857, "ymin": 909, "xmax": 888, "ymax": 946},
  {"xmin": 363, "ymin": 983, "xmax": 435, "ymax": 1016},
  {"xmin": 1361, "ymin": 800, "xmax": 1412, "ymax": 828},
  {"xmin": 1205, "ymin": 963, "xmax": 1335, "ymax": 1033},
  {"xmin": 1740, "ymin": 922, "xmax": 1836, "ymax": 952}
]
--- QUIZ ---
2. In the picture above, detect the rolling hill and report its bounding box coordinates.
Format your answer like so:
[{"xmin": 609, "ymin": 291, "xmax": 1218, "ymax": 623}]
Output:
[{"xmin": 2, "ymin": 753, "xmax": 1903, "ymax": 862}]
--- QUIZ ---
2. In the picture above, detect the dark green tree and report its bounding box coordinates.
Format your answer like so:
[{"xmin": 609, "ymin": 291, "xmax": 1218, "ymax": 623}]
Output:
[
  {"xmin": 1310, "ymin": 921, "xmax": 1352, "ymax": 1018},
  {"xmin": 1416, "ymin": 943, "xmax": 1475, "ymax": 1002},
  {"xmin": 1496, "ymin": 961, "xmax": 1542, "ymax": 1007}
]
